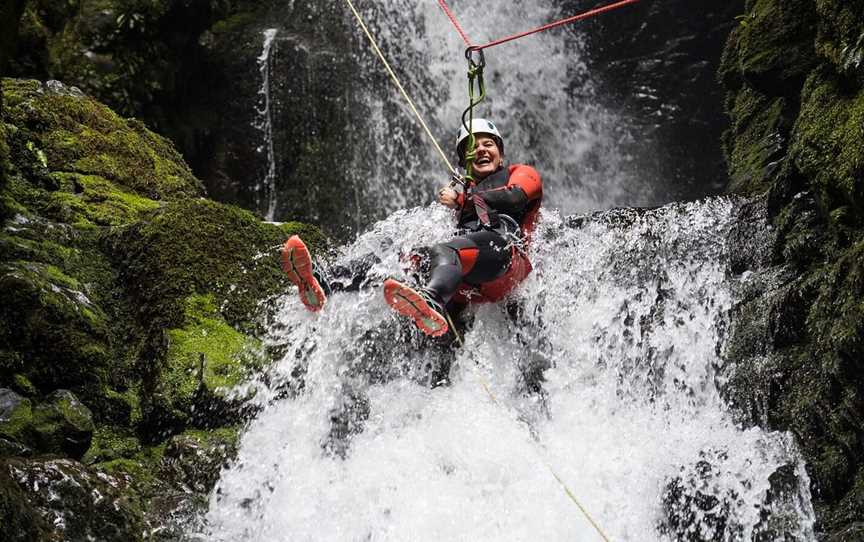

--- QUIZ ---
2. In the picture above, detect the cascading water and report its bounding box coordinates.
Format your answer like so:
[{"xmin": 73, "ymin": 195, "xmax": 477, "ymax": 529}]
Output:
[
  {"xmin": 254, "ymin": 28, "xmax": 279, "ymax": 221},
  {"xmin": 199, "ymin": 197, "xmax": 816, "ymax": 541},
  {"xmin": 347, "ymin": 0, "xmax": 657, "ymax": 225}
]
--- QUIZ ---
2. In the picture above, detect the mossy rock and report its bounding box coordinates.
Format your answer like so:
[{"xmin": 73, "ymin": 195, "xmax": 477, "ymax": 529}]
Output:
[
  {"xmin": 0, "ymin": 260, "xmax": 111, "ymax": 392},
  {"xmin": 2, "ymin": 78, "xmax": 203, "ymax": 202},
  {"xmin": 3, "ymin": 457, "xmax": 145, "ymax": 541},
  {"xmin": 814, "ymin": 0, "xmax": 864, "ymax": 78},
  {"xmin": 82, "ymin": 425, "xmax": 142, "ymax": 464},
  {"xmin": 789, "ymin": 71, "xmax": 864, "ymax": 220},
  {"xmin": 722, "ymin": 86, "xmax": 795, "ymax": 194},
  {"xmin": 0, "ymin": 388, "xmax": 33, "ymax": 447},
  {"xmin": 31, "ymin": 389, "xmax": 95, "ymax": 459},
  {"xmin": 150, "ymin": 293, "xmax": 263, "ymax": 427},
  {"xmin": 161, "ymin": 426, "xmax": 240, "ymax": 493},
  {"xmin": 109, "ymin": 197, "xmax": 325, "ymax": 333},
  {"xmin": 0, "ymin": 462, "xmax": 50, "ymax": 542},
  {"xmin": 721, "ymin": 0, "xmax": 818, "ymax": 94}
]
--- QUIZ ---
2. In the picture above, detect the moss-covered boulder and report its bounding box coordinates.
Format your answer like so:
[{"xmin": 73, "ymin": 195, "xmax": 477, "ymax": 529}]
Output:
[
  {"xmin": 31, "ymin": 389, "xmax": 95, "ymax": 459},
  {"xmin": 0, "ymin": 389, "xmax": 33, "ymax": 454}
]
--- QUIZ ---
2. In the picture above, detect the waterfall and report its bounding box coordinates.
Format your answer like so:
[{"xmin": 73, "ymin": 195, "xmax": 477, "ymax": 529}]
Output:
[
  {"xmin": 254, "ymin": 28, "xmax": 279, "ymax": 221},
  {"xmin": 198, "ymin": 198, "xmax": 816, "ymax": 541},
  {"xmin": 347, "ymin": 0, "xmax": 657, "ymax": 226}
]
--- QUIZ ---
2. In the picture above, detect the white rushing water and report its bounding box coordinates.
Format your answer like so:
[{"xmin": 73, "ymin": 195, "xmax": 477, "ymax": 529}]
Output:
[
  {"xmin": 348, "ymin": 0, "xmax": 654, "ymax": 222},
  {"xmin": 254, "ymin": 28, "xmax": 279, "ymax": 221},
  {"xmin": 200, "ymin": 198, "xmax": 815, "ymax": 541}
]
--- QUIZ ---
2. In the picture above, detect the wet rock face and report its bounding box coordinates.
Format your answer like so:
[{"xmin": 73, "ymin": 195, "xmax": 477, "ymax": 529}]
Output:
[
  {"xmin": 188, "ymin": 3, "xmax": 359, "ymax": 230},
  {"xmin": 2, "ymin": 458, "xmax": 143, "ymax": 541},
  {"xmin": 559, "ymin": 0, "xmax": 744, "ymax": 201},
  {"xmin": 0, "ymin": 388, "xmax": 95, "ymax": 459},
  {"xmin": 32, "ymin": 390, "xmax": 95, "ymax": 458},
  {"xmin": 719, "ymin": 0, "xmax": 864, "ymax": 537}
]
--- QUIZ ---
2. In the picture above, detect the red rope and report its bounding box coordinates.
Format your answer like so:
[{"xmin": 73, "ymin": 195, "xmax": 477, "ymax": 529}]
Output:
[
  {"xmin": 437, "ymin": 0, "xmax": 472, "ymax": 47},
  {"xmin": 437, "ymin": 0, "xmax": 642, "ymax": 51}
]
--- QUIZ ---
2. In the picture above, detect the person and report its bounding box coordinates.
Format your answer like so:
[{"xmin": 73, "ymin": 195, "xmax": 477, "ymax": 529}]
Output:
[{"xmin": 281, "ymin": 118, "xmax": 543, "ymax": 338}]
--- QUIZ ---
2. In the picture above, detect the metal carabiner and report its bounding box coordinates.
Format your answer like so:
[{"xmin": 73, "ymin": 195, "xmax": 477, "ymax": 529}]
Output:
[{"xmin": 465, "ymin": 47, "xmax": 485, "ymax": 69}]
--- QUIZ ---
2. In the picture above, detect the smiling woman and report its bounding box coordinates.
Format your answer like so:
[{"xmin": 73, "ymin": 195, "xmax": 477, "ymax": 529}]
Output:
[{"xmin": 281, "ymin": 117, "xmax": 543, "ymax": 340}]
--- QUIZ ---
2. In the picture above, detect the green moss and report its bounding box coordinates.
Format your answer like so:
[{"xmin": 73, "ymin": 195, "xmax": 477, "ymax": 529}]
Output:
[
  {"xmin": 0, "ymin": 396, "xmax": 33, "ymax": 443},
  {"xmin": 110, "ymin": 198, "xmax": 325, "ymax": 332},
  {"xmin": 45, "ymin": 172, "xmax": 162, "ymax": 228},
  {"xmin": 814, "ymin": 0, "xmax": 864, "ymax": 75},
  {"xmin": 0, "ymin": 260, "xmax": 110, "ymax": 391},
  {"xmin": 730, "ymin": 0, "xmax": 818, "ymax": 89},
  {"xmin": 724, "ymin": 87, "xmax": 792, "ymax": 194},
  {"xmin": 158, "ymin": 293, "xmax": 262, "ymax": 419},
  {"xmin": 83, "ymin": 426, "xmax": 143, "ymax": 464},
  {"xmin": 96, "ymin": 441, "xmax": 168, "ymax": 499},
  {"xmin": 2, "ymin": 78, "xmax": 203, "ymax": 203},
  {"xmin": 789, "ymin": 72, "xmax": 864, "ymax": 218},
  {"xmin": 11, "ymin": 374, "xmax": 37, "ymax": 397}
]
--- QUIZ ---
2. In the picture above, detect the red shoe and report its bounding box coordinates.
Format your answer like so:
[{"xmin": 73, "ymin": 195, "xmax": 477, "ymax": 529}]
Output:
[
  {"xmin": 281, "ymin": 235, "xmax": 326, "ymax": 312},
  {"xmin": 383, "ymin": 279, "xmax": 449, "ymax": 337}
]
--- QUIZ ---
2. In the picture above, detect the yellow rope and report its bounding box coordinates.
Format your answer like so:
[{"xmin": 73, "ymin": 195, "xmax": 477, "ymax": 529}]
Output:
[
  {"xmin": 473, "ymin": 369, "xmax": 612, "ymax": 542},
  {"xmin": 344, "ymin": 0, "xmax": 457, "ymax": 175}
]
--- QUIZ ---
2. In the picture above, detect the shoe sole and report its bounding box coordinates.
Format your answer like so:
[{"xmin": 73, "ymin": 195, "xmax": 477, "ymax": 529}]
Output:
[
  {"xmin": 281, "ymin": 236, "xmax": 326, "ymax": 312},
  {"xmin": 383, "ymin": 279, "xmax": 448, "ymax": 337}
]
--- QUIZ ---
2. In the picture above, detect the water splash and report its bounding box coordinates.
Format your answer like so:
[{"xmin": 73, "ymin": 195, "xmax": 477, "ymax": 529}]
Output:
[
  {"xmin": 254, "ymin": 28, "xmax": 279, "ymax": 221},
  {"xmin": 199, "ymin": 198, "xmax": 815, "ymax": 541}
]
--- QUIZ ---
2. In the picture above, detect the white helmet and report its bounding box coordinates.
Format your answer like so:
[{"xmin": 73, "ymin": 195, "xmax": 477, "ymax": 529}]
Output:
[{"xmin": 456, "ymin": 118, "xmax": 504, "ymax": 165}]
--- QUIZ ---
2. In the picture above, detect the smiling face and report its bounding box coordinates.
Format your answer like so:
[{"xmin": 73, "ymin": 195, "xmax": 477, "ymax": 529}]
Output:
[{"xmin": 470, "ymin": 134, "xmax": 503, "ymax": 178}]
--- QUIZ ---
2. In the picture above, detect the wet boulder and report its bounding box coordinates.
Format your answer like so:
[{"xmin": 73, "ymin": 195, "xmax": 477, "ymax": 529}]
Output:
[
  {"xmin": 0, "ymin": 388, "xmax": 95, "ymax": 459},
  {"xmin": 31, "ymin": 389, "xmax": 95, "ymax": 459},
  {"xmin": 0, "ymin": 388, "xmax": 33, "ymax": 455},
  {"xmin": 2, "ymin": 457, "xmax": 144, "ymax": 541},
  {"xmin": 161, "ymin": 428, "xmax": 239, "ymax": 494}
]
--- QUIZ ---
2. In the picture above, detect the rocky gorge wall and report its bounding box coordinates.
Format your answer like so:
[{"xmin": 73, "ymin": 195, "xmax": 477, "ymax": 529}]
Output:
[
  {"xmin": 718, "ymin": 0, "xmax": 864, "ymax": 538},
  {"xmin": 0, "ymin": 77, "xmax": 324, "ymax": 539}
]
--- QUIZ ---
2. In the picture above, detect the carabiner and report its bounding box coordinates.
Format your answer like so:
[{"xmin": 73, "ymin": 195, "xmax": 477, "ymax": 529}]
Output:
[{"xmin": 465, "ymin": 47, "xmax": 485, "ymax": 69}]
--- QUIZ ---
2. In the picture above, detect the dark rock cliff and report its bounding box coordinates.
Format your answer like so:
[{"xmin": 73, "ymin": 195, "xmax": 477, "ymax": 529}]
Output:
[
  {"xmin": 718, "ymin": 0, "xmax": 864, "ymax": 537},
  {"xmin": 561, "ymin": 0, "xmax": 745, "ymax": 201}
]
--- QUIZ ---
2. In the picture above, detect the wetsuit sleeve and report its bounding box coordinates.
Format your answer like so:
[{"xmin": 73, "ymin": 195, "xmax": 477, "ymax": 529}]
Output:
[{"xmin": 480, "ymin": 165, "xmax": 542, "ymax": 216}]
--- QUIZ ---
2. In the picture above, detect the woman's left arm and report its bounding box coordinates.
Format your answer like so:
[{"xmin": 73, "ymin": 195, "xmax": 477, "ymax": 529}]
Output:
[{"xmin": 479, "ymin": 165, "xmax": 542, "ymax": 215}]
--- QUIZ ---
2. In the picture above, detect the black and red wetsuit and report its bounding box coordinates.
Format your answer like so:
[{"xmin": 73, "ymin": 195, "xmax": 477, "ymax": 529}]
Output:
[
  {"xmin": 320, "ymin": 163, "xmax": 542, "ymax": 306},
  {"xmin": 425, "ymin": 163, "xmax": 542, "ymax": 306}
]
